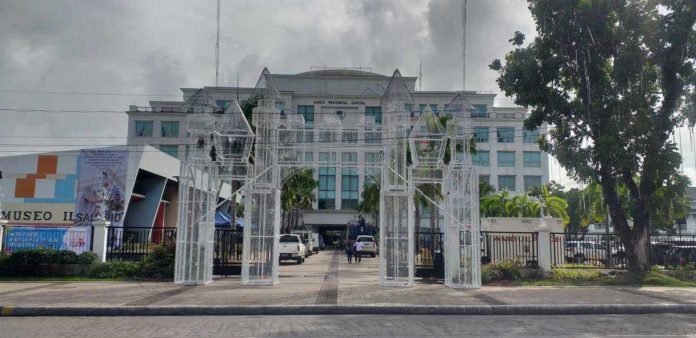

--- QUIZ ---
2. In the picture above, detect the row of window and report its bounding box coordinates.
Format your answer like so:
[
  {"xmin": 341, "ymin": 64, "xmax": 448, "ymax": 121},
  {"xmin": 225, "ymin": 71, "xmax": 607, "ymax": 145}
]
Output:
[
  {"xmin": 480, "ymin": 175, "xmax": 542, "ymax": 192},
  {"xmin": 474, "ymin": 127, "xmax": 539, "ymax": 143},
  {"xmin": 318, "ymin": 167, "xmax": 359, "ymax": 209},
  {"xmin": 472, "ymin": 151, "xmax": 542, "ymax": 168},
  {"xmin": 135, "ymin": 121, "xmax": 180, "ymax": 138}
]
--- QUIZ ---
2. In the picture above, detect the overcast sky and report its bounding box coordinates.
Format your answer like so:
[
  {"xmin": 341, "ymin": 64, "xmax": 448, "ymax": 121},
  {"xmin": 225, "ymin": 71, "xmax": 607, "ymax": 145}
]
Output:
[{"xmin": 1, "ymin": 0, "xmax": 694, "ymax": 188}]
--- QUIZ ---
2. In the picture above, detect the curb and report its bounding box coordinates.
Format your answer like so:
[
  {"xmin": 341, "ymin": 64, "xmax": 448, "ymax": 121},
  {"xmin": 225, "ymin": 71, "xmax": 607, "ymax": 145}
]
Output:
[{"xmin": 2, "ymin": 304, "xmax": 696, "ymax": 316}]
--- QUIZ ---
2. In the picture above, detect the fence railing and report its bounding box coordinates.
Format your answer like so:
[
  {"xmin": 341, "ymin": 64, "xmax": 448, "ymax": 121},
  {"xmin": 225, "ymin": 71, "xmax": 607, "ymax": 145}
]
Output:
[
  {"xmin": 213, "ymin": 229, "xmax": 243, "ymax": 275},
  {"xmin": 550, "ymin": 233, "xmax": 625, "ymax": 269},
  {"xmin": 106, "ymin": 226, "xmax": 176, "ymax": 261},
  {"xmin": 550, "ymin": 233, "xmax": 696, "ymax": 269},
  {"xmin": 481, "ymin": 231, "xmax": 538, "ymax": 268}
]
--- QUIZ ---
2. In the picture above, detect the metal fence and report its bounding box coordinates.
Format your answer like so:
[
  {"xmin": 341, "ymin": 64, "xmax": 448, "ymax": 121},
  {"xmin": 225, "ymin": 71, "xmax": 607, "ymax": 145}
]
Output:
[
  {"xmin": 213, "ymin": 229, "xmax": 243, "ymax": 276},
  {"xmin": 481, "ymin": 231, "xmax": 538, "ymax": 268},
  {"xmin": 106, "ymin": 226, "xmax": 176, "ymax": 261},
  {"xmin": 550, "ymin": 233, "xmax": 625, "ymax": 269},
  {"xmin": 550, "ymin": 233, "xmax": 696, "ymax": 269}
]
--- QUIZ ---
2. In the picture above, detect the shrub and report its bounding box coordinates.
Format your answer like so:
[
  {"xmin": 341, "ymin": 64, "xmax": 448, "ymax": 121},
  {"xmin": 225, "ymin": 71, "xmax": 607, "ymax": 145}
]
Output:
[
  {"xmin": 138, "ymin": 240, "xmax": 176, "ymax": 279},
  {"xmin": 90, "ymin": 261, "xmax": 142, "ymax": 279},
  {"xmin": 77, "ymin": 252, "xmax": 98, "ymax": 265},
  {"xmin": 551, "ymin": 268, "xmax": 603, "ymax": 281},
  {"xmin": 481, "ymin": 258, "xmax": 524, "ymax": 283}
]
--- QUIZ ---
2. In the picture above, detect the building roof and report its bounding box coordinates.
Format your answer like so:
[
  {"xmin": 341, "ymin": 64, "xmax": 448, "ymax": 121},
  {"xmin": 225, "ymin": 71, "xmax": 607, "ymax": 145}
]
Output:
[{"xmin": 294, "ymin": 69, "xmax": 389, "ymax": 78}]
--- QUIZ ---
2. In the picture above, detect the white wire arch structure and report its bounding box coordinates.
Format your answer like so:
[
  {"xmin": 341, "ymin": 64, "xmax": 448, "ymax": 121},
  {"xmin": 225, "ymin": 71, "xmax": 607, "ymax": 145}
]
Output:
[{"xmin": 174, "ymin": 68, "xmax": 480, "ymax": 289}]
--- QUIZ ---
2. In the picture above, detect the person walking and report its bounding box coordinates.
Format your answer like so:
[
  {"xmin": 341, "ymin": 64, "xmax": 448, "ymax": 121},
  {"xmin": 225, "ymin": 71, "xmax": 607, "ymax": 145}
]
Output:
[
  {"xmin": 354, "ymin": 239, "xmax": 364, "ymax": 263},
  {"xmin": 344, "ymin": 239, "xmax": 354, "ymax": 263}
]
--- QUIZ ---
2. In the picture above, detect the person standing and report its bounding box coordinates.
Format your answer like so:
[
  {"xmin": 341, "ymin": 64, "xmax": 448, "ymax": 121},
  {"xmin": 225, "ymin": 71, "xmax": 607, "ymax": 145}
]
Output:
[
  {"xmin": 354, "ymin": 239, "xmax": 364, "ymax": 263},
  {"xmin": 344, "ymin": 239, "xmax": 354, "ymax": 263}
]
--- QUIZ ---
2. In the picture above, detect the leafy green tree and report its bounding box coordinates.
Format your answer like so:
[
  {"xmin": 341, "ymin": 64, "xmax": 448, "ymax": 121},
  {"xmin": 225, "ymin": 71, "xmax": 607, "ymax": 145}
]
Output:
[
  {"xmin": 538, "ymin": 185, "xmax": 570, "ymax": 224},
  {"xmin": 281, "ymin": 168, "xmax": 317, "ymax": 233},
  {"xmin": 491, "ymin": 0, "xmax": 696, "ymax": 271},
  {"xmin": 358, "ymin": 181, "xmax": 380, "ymax": 228}
]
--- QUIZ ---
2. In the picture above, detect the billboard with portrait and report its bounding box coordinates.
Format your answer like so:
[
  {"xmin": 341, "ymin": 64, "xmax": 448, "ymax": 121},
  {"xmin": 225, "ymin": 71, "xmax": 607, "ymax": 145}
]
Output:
[{"xmin": 74, "ymin": 150, "xmax": 128, "ymax": 226}]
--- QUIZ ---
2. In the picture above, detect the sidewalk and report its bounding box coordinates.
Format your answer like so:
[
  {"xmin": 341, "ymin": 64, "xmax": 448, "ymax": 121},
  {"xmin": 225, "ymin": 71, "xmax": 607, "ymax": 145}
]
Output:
[{"xmin": 1, "ymin": 250, "xmax": 696, "ymax": 315}]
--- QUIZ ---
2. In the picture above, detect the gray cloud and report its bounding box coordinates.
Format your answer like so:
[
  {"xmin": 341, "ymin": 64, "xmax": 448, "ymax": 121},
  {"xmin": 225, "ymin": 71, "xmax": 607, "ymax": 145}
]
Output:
[{"xmin": 0, "ymin": 0, "xmax": 675, "ymax": 187}]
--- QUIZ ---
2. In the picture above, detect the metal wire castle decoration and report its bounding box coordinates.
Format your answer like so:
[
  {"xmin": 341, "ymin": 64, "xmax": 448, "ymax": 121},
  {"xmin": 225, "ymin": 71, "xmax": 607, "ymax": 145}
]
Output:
[{"xmin": 174, "ymin": 68, "xmax": 480, "ymax": 288}]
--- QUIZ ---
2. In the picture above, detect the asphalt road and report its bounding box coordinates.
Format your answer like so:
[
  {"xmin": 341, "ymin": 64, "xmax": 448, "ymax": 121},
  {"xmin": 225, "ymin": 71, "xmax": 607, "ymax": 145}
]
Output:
[{"xmin": 1, "ymin": 314, "xmax": 696, "ymax": 337}]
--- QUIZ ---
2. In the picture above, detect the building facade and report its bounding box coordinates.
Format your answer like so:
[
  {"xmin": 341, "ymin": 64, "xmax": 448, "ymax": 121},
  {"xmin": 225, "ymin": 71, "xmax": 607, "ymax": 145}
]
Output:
[{"xmin": 126, "ymin": 69, "xmax": 549, "ymax": 229}]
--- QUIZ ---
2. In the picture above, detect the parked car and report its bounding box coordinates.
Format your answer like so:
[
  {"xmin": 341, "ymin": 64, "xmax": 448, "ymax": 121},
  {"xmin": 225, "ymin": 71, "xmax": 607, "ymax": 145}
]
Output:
[
  {"xmin": 564, "ymin": 241, "xmax": 610, "ymax": 264},
  {"xmin": 279, "ymin": 234, "xmax": 306, "ymax": 264},
  {"xmin": 292, "ymin": 231, "xmax": 314, "ymax": 256},
  {"xmin": 356, "ymin": 235, "xmax": 378, "ymax": 257},
  {"xmin": 311, "ymin": 233, "xmax": 322, "ymax": 253}
]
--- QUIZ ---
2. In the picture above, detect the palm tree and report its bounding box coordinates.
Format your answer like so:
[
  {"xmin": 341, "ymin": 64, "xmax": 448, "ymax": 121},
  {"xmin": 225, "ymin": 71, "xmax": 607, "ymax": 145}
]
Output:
[
  {"xmin": 538, "ymin": 185, "xmax": 570, "ymax": 224},
  {"xmin": 480, "ymin": 190, "xmax": 510, "ymax": 217},
  {"xmin": 281, "ymin": 168, "xmax": 317, "ymax": 232}
]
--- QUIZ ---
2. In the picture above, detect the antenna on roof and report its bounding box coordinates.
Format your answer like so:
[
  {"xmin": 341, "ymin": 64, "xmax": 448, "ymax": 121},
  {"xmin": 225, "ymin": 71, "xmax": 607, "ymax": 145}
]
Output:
[
  {"xmin": 419, "ymin": 62, "xmax": 422, "ymax": 91},
  {"xmin": 215, "ymin": 0, "xmax": 221, "ymax": 86},
  {"xmin": 461, "ymin": 0, "xmax": 467, "ymax": 91}
]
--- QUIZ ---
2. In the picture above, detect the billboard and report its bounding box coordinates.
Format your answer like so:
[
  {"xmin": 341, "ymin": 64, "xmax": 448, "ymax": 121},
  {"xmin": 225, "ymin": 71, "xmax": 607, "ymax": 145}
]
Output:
[
  {"xmin": 74, "ymin": 150, "xmax": 128, "ymax": 226},
  {"xmin": 2, "ymin": 225, "xmax": 92, "ymax": 254}
]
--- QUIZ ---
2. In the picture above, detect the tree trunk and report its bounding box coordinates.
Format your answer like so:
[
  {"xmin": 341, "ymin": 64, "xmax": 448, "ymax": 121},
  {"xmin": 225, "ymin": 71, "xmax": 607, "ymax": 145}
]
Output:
[
  {"xmin": 599, "ymin": 168, "xmax": 651, "ymax": 272},
  {"xmin": 281, "ymin": 210, "xmax": 287, "ymax": 233},
  {"xmin": 415, "ymin": 203, "xmax": 421, "ymax": 233},
  {"xmin": 429, "ymin": 201, "xmax": 437, "ymax": 234}
]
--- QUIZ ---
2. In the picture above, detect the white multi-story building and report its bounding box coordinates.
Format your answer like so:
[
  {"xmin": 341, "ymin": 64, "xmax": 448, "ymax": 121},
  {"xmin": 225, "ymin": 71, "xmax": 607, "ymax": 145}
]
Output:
[{"xmin": 126, "ymin": 68, "xmax": 549, "ymax": 229}]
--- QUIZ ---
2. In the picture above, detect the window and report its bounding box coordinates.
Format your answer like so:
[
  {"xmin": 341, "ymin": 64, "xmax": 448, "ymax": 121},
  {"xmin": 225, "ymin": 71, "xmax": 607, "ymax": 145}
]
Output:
[
  {"xmin": 342, "ymin": 131, "xmax": 358, "ymax": 143},
  {"xmin": 304, "ymin": 152, "xmax": 313, "ymax": 162},
  {"xmin": 216, "ymin": 100, "xmax": 231, "ymax": 110},
  {"xmin": 275, "ymin": 101, "xmax": 285, "ymax": 113},
  {"xmin": 419, "ymin": 104, "xmax": 438, "ymax": 114},
  {"xmin": 161, "ymin": 121, "xmax": 180, "ymax": 138},
  {"xmin": 365, "ymin": 106, "xmax": 382, "ymax": 125},
  {"xmin": 497, "ymin": 127, "xmax": 514, "ymax": 143},
  {"xmin": 135, "ymin": 121, "xmax": 153, "ymax": 137},
  {"xmin": 318, "ymin": 167, "xmax": 336, "ymax": 209},
  {"xmin": 497, "ymin": 151, "xmax": 516, "ymax": 167},
  {"xmin": 474, "ymin": 127, "xmax": 489, "ymax": 143},
  {"xmin": 298, "ymin": 105, "xmax": 314, "ymax": 128},
  {"xmin": 319, "ymin": 131, "xmax": 334, "ymax": 142},
  {"xmin": 479, "ymin": 175, "xmax": 490, "ymax": 185},
  {"xmin": 404, "ymin": 104, "xmax": 414, "ymax": 114},
  {"xmin": 523, "ymin": 151, "xmax": 541, "ymax": 168},
  {"xmin": 365, "ymin": 131, "xmax": 381, "ymax": 144},
  {"xmin": 498, "ymin": 175, "xmax": 516, "ymax": 191},
  {"xmin": 472, "ymin": 151, "xmax": 489, "ymax": 167},
  {"xmin": 471, "ymin": 104, "xmax": 487, "ymax": 118},
  {"xmin": 319, "ymin": 152, "xmax": 336, "ymax": 163},
  {"xmin": 524, "ymin": 128, "xmax": 540, "ymax": 143},
  {"xmin": 524, "ymin": 176, "xmax": 542, "ymax": 191},
  {"xmin": 365, "ymin": 152, "xmax": 381, "ymax": 163},
  {"xmin": 341, "ymin": 167, "xmax": 359, "ymax": 209},
  {"xmin": 342, "ymin": 152, "xmax": 357, "ymax": 163},
  {"xmin": 365, "ymin": 167, "xmax": 380, "ymax": 184},
  {"xmin": 160, "ymin": 145, "xmax": 178, "ymax": 158}
]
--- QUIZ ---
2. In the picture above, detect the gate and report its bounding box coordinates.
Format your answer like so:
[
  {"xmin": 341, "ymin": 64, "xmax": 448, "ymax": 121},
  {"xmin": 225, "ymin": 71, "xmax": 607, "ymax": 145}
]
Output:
[
  {"xmin": 213, "ymin": 228, "xmax": 243, "ymax": 276},
  {"xmin": 415, "ymin": 232, "xmax": 444, "ymax": 278}
]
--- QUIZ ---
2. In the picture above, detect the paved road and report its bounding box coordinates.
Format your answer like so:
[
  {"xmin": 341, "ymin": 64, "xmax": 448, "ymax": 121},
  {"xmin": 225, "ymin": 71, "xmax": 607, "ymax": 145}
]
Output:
[{"xmin": 1, "ymin": 314, "xmax": 696, "ymax": 337}]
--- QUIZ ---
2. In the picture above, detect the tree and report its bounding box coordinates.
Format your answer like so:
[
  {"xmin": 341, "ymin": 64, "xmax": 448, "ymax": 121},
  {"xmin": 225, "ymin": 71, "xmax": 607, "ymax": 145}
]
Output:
[
  {"xmin": 491, "ymin": 0, "xmax": 696, "ymax": 272},
  {"xmin": 357, "ymin": 181, "xmax": 380, "ymax": 228},
  {"xmin": 538, "ymin": 185, "xmax": 570, "ymax": 224},
  {"xmin": 281, "ymin": 168, "xmax": 317, "ymax": 233}
]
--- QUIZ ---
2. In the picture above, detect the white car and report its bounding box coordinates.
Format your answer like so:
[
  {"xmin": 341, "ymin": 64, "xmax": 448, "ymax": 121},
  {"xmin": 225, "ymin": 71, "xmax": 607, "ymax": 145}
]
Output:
[
  {"xmin": 292, "ymin": 231, "xmax": 313, "ymax": 257},
  {"xmin": 356, "ymin": 235, "xmax": 378, "ymax": 257},
  {"xmin": 279, "ymin": 234, "xmax": 306, "ymax": 264}
]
